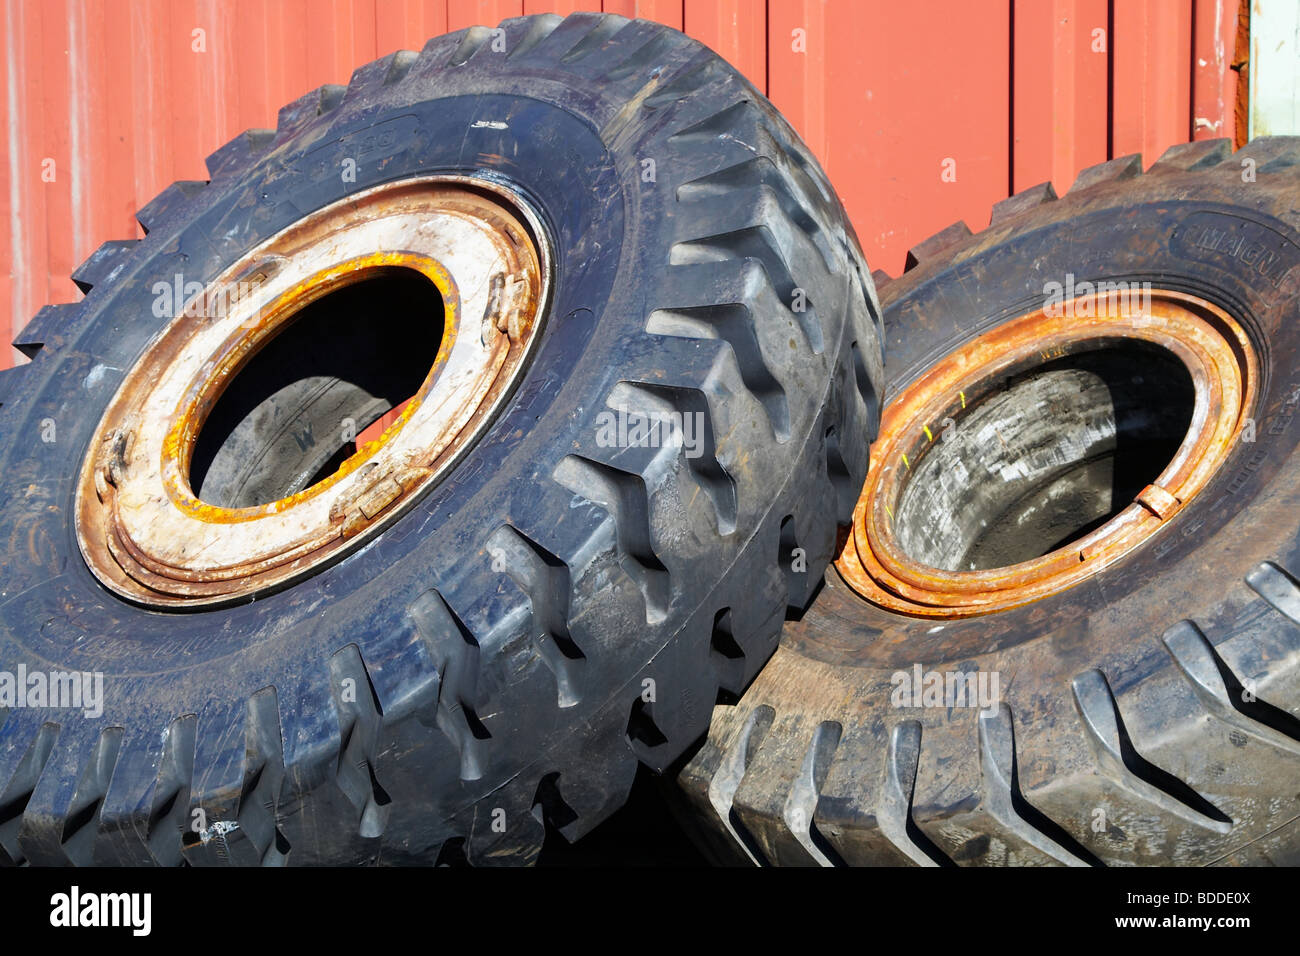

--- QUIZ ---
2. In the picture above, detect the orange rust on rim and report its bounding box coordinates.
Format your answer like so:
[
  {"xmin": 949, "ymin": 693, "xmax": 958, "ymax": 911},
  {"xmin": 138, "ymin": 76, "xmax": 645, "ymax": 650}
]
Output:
[
  {"xmin": 835, "ymin": 289, "xmax": 1256, "ymax": 618},
  {"xmin": 158, "ymin": 251, "xmax": 463, "ymax": 524},
  {"xmin": 75, "ymin": 176, "xmax": 551, "ymax": 607}
]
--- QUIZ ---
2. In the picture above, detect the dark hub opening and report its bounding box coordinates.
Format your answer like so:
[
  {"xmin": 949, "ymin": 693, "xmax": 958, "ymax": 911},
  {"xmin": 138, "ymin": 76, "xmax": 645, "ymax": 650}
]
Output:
[
  {"xmin": 892, "ymin": 343, "xmax": 1195, "ymax": 571},
  {"xmin": 190, "ymin": 268, "xmax": 444, "ymax": 508}
]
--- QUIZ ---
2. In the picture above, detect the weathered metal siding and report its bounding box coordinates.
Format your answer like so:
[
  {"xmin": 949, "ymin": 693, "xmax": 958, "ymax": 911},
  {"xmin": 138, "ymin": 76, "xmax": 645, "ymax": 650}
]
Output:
[
  {"xmin": 1250, "ymin": 0, "xmax": 1300, "ymax": 138},
  {"xmin": 1, "ymin": 0, "xmax": 1236, "ymax": 369}
]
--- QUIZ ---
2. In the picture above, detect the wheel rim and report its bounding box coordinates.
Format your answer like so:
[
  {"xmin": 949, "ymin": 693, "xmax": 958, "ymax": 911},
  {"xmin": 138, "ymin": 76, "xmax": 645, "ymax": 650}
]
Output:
[
  {"xmin": 76, "ymin": 175, "xmax": 551, "ymax": 608},
  {"xmin": 836, "ymin": 288, "xmax": 1257, "ymax": 617}
]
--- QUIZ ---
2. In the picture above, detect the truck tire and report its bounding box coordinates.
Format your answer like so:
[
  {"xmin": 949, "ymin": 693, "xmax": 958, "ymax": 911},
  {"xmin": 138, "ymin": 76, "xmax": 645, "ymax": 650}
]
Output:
[
  {"xmin": 0, "ymin": 13, "xmax": 882, "ymax": 866},
  {"xmin": 674, "ymin": 138, "xmax": 1300, "ymax": 867}
]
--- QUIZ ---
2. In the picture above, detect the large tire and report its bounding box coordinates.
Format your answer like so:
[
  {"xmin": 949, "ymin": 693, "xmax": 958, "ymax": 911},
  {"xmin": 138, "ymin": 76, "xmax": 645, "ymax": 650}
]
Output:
[
  {"xmin": 0, "ymin": 13, "xmax": 882, "ymax": 865},
  {"xmin": 674, "ymin": 138, "xmax": 1300, "ymax": 867}
]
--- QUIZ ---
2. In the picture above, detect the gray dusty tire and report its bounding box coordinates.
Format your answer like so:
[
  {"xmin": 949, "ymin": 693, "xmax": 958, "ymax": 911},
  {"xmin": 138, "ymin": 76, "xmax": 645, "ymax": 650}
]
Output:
[
  {"xmin": 673, "ymin": 137, "xmax": 1300, "ymax": 867},
  {"xmin": 0, "ymin": 13, "xmax": 882, "ymax": 866}
]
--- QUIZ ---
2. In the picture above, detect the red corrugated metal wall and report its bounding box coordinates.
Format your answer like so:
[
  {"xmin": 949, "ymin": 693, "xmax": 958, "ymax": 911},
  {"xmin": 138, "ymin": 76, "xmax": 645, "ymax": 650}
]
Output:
[{"xmin": 1, "ymin": 0, "xmax": 1236, "ymax": 369}]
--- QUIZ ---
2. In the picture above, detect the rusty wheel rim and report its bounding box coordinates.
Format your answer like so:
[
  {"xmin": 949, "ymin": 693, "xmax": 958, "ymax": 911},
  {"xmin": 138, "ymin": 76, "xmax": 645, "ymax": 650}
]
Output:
[
  {"xmin": 76, "ymin": 175, "xmax": 551, "ymax": 608},
  {"xmin": 836, "ymin": 289, "xmax": 1257, "ymax": 618}
]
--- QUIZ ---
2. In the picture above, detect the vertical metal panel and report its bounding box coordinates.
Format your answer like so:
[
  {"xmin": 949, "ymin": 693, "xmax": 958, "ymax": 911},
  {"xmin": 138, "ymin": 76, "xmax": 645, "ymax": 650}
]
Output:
[
  {"xmin": 39, "ymin": 1, "xmax": 75, "ymax": 314},
  {"xmin": 684, "ymin": 0, "xmax": 766, "ymax": 92},
  {"xmin": 766, "ymin": 0, "xmax": 828, "ymax": 167},
  {"xmin": 1250, "ymin": 0, "xmax": 1300, "ymax": 137},
  {"xmin": 376, "ymin": 1, "xmax": 443, "ymax": 58},
  {"xmin": 447, "ymin": 0, "xmax": 524, "ymax": 32},
  {"xmin": 1112, "ymin": 0, "xmax": 1194, "ymax": 162},
  {"xmin": 766, "ymin": 0, "xmax": 1012, "ymax": 276},
  {"xmin": 2, "ymin": 0, "xmax": 47, "ymax": 365},
  {"xmin": 602, "ymin": 0, "xmax": 683, "ymax": 31},
  {"xmin": 1012, "ymin": 0, "xmax": 1109, "ymax": 194},
  {"xmin": 0, "ymin": 0, "xmax": 1237, "ymax": 371},
  {"xmin": 0, "ymin": 4, "xmax": 13, "ymax": 356},
  {"xmin": 526, "ymin": 0, "xmax": 596, "ymax": 15},
  {"xmin": 1193, "ymin": 0, "xmax": 1239, "ymax": 140}
]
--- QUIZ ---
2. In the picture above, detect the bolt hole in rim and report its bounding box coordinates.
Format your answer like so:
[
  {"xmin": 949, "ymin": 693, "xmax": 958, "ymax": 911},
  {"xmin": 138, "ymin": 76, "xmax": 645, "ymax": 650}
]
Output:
[
  {"xmin": 836, "ymin": 289, "xmax": 1257, "ymax": 617},
  {"xmin": 76, "ymin": 176, "xmax": 552, "ymax": 608}
]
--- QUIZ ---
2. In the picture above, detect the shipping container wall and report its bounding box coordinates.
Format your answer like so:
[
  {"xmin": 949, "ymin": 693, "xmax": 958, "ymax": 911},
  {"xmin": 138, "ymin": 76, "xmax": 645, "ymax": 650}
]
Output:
[{"xmin": 0, "ymin": 0, "xmax": 1237, "ymax": 368}]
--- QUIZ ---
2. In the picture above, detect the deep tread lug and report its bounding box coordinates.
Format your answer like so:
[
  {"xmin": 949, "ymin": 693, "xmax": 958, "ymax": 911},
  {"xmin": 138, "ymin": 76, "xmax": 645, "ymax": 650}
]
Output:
[
  {"xmin": 989, "ymin": 182, "xmax": 1057, "ymax": 225},
  {"xmin": 903, "ymin": 221, "xmax": 973, "ymax": 270}
]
